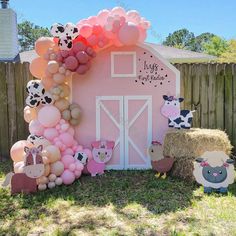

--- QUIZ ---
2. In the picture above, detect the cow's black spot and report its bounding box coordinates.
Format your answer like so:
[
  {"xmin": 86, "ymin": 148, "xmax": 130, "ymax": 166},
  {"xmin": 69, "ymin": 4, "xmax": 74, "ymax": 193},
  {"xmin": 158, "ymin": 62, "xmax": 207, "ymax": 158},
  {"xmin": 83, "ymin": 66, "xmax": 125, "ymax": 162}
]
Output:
[
  {"xmin": 67, "ymin": 42, "xmax": 72, "ymax": 48},
  {"xmin": 30, "ymin": 99, "xmax": 37, "ymax": 105},
  {"xmin": 73, "ymin": 28, "xmax": 78, "ymax": 33},
  {"xmin": 26, "ymin": 87, "xmax": 29, "ymax": 93},
  {"xmin": 188, "ymin": 117, "xmax": 193, "ymax": 123},
  {"xmin": 181, "ymin": 110, "xmax": 190, "ymax": 117},
  {"xmin": 173, "ymin": 117, "xmax": 183, "ymax": 124},
  {"xmin": 42, "ymin": 88, "xmax": 45, "ymax": 94},
  {"xmin": 64, "ymin": 40, "xmax": 68, "ymax": 44},
  {"xmin": 34, "ymin": 94, "xmax": 40, "ymax": 98},
  {"xmin": 44, "ymin": 96, "xmax": 52, "ymax": 103},
  {"xmin": 67, "ymin": 36, "xmax": 72, "ymax": 40},
  {"xmin": 33, "ymin": 83, "xmax": 39, "ymax": 89},
  {"xmin": 36, "ymin": 101, "xmax": 40, "ymax": 106},
  {"xmin": 57, "ymin": 26, "xmax": 64, "ymax": 33}
]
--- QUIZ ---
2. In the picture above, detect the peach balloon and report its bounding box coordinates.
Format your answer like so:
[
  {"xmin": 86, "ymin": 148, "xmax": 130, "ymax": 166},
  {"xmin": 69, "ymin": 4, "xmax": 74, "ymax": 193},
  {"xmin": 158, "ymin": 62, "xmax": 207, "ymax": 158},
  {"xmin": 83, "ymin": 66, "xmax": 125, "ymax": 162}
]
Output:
[
  {"xmin": 47, "ymin": 60, "xmax": 59, "ymax": 74},
  {"xmin": 35, "ymin": 37, "xmax": 54, "ymax": 56},
  {"xmin": 53, "ymin": 73, "xmax": 66, "ymax": 84},
  {"xmin": 24, "ymin": 106, "xmax": 37, "ymax": 123},
  {"xmin": 50, "ymin": 161, "xmax": 64, "ymax": 176},
  {"xmin": 43, "ymin": 145, "xmax": 61, "ymax": 163},
  {"xmin": 44, "ymin": 164, "xmax": 50, "ymax": 176},
  {"xmin": 10, "ymin": 140, "xmax": 32, "ymax": 162},
  {"xmin": 30, "ymin": 57, "xmax": 48, "ymax": 79},
  {"xmin": 37, "ymin": 176, "xmax": 49, "ymax": 185},
  {"xmin": 41, "ymin": 76, "xmax": 55, "ymax": 90},
  {"xmin": 29, "ymin": 119, "xmax": 45, "ymax": 136},
  {"xmin": 42, "ymin": 156, "xmax": 50, "ymax": 164}
]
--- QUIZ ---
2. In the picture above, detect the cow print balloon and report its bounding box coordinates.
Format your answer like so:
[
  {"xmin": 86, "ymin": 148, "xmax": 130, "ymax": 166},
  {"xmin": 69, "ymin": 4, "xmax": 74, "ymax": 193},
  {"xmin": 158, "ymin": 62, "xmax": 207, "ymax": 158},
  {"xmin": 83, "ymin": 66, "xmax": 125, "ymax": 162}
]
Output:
[{"xmin": 26, "ymin": 80, "xmax": 54, "ymax": 108}]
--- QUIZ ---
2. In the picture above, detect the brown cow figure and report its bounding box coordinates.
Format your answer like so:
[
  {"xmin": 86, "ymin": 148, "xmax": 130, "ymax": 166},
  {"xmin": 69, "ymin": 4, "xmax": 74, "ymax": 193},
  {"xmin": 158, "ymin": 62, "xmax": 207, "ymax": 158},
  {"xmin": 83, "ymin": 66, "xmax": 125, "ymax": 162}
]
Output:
[{"xmin": 2, "ymin": 145, "xmax": 44, "ymax": 194}]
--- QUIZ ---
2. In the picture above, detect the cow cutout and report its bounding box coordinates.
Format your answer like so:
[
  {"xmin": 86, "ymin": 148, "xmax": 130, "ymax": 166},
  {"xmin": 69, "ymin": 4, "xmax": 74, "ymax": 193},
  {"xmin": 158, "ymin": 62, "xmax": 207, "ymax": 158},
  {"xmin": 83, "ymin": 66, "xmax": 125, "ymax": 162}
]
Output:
[
  {"xmin": 161, "ymin": 95, "xmax": 194, "ymax": 129},
  {"xmin": 87, "ymin": 141, "xmax": 115, "ymax": 176},
  {"xmin": 2, "ymin": 145, "xmax": 44, "ymax": 194}
]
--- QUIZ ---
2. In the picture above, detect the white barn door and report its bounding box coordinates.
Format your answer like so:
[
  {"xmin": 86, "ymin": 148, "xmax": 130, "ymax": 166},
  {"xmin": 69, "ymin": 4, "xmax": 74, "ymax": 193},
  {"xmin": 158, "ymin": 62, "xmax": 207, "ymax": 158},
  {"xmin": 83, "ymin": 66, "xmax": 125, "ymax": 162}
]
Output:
[{"xmin": 96, "ymin": 96, "xmax": 152, "ymax": 169}]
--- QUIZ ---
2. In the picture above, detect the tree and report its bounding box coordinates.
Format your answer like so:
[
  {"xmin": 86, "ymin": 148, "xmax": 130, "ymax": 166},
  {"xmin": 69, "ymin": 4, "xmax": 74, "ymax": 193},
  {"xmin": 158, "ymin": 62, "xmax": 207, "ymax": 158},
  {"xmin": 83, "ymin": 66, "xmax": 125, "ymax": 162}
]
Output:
[
  {"xmin": 163, "ymin": 28, "xmax": 195, "ymax": 51},
  {"xmin": 202, "ymin": 36, "xmax": 228, "ymax": 57},
  {"xmin": 194, "ymin": 32, "xmax": 216, "ymax": 52},
  {"xmin": 18, "ymin": 21, "xmax": 51, "ymax": 52},
  {"xmin": 218, "ymin": 39, "xmax": 236, "ymax": 62}
]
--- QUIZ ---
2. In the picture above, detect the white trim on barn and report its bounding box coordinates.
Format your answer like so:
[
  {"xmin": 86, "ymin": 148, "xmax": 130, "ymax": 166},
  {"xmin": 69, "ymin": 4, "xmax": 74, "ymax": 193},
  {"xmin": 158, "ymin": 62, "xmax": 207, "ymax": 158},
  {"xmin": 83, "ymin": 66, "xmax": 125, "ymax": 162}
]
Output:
[{"xmin": 111, "ymin": 51, "xmax": 137, "ymax": 78}]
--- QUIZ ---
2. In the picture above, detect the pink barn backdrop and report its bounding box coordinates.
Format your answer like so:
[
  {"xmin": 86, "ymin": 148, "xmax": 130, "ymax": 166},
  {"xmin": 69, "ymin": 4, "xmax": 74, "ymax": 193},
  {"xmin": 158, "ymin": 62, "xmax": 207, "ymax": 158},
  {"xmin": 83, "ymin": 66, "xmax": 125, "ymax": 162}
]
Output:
[{"xmin": 71, "ymin": 43, "xmax": 180, "ymax": 169}]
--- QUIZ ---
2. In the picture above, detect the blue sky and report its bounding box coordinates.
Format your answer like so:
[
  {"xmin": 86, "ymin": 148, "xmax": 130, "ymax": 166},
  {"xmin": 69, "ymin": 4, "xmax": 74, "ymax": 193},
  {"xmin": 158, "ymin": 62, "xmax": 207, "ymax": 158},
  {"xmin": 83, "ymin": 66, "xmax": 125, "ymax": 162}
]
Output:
[{"xmin": 10, "ymin": 0, "xmax": 236, "ymax": 43}]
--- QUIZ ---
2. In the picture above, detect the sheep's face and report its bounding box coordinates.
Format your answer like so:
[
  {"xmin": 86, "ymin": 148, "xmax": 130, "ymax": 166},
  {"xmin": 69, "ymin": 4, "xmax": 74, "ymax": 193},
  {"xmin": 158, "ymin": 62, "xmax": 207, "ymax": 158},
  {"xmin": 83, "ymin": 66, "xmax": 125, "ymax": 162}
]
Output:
[{"xmin": 202, "ymin": 166, "xmax": 227, "ymax": 183}]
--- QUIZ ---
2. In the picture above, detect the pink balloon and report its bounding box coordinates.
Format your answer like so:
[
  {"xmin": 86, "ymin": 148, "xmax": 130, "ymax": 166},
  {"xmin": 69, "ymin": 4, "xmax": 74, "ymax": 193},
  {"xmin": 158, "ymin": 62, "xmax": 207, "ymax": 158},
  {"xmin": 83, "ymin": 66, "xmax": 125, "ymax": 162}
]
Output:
[
  {"xmin": 44, "ymin": 128, "xmax": 59, "ymax": 141},
  {"xmin": 76, "ymin": 65, "xmax": 88, "ymax": 75},
  {"xmin": 63, "ymin": 148, "xmax": 74, "ymax": 156},
  {"xmin": 75, "ymin": 161, "xmax": 84, "ymax": 171},
  {"xmin": 87, "ymin": 35, "xmax": 98, "ymax": 46},
  {"xmin": 138, "ymin": 28, "xmax": 147, "ymax": 42},
  {"xmin": 59, "ymin": 133, "xmax": 74, "ymax": 147},
  {"xmin": 83, "ymin": 148, "xmax": 93, "ymax": 160},
  {"xmin": 118, "ymin": 22, "xmax": 139, "ymax": 45},
  {"xmin": 79, "ymin": 24, "xmax": 93, "ymax": 38},
  {"xmin": 73, "ymin": 42, "xmax": 86, "ymax": 53},
  {"xmin": 111, "ymin": 7, "xmax": 126, "ymax": 17},
  {"xmin": 87, "ymin": 16, "xmax": 97, "ymax": 26},
  {"xmin": 69, "ymin": 163, "xmax": 76, "ymax": 172},
  {"xmin": 74, "ymin": 170, "xmax": 82, "ymax": 178},
  {"xmin": 92, "ymin": 24, "xmax": 103, "ymax": 35},
  {"xmin": 127, "ymin": 10, "xmax": 141, "ymax": 24},
  {"xmin": 67, "ymin": 127, "xmax": 75, "ymax": 136},
  {"xmin": 38, "ymin": 105, "xmax": 61, "ymax": 128},
  {"xmin": 29, "ymin": 119, "xmax": 45, "ymax": 136},
  {"xmin": 76, "ymin": 51, "xmax": 89, "ymax": 64},
  {"xmin": 97, "ymin": 9, "xmax": 110, "ymax": 26},
  {"xmin": 61, "ymin": 170, "xmax": 75, "ymax": 185},
  {"xmin": 65, "ymin": 56, "xmax": 78, "ymax": 71},
  {"xmin": 61, "ymin": 50, "xmax": 69, "ymax": 58},
  {"xmin": 61, "ymin": 155, "xmax": 75, "ymax": 169}
]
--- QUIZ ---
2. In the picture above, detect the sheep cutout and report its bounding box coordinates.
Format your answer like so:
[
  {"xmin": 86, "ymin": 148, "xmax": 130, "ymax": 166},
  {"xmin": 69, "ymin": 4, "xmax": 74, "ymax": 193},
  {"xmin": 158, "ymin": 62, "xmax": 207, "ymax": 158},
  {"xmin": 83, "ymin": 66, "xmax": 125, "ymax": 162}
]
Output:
[
  {"xmin": 147, "ymin": 141, "xmax": 174, "ymax": 179},
  {"xmin": 161, "ymin": 95, "xmax": 194, "ymax": 129},
  {"xmin": 193, "ymin": 151, "xmax": 235, "ymax": 193}
]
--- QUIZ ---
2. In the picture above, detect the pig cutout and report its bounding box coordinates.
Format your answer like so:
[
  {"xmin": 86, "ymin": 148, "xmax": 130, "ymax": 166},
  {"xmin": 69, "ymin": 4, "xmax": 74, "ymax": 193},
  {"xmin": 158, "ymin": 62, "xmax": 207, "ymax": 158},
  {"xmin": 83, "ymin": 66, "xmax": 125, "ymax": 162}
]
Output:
[{"xmin": 87, "ymin": 140, "xmax": 115, "ymax": 176}]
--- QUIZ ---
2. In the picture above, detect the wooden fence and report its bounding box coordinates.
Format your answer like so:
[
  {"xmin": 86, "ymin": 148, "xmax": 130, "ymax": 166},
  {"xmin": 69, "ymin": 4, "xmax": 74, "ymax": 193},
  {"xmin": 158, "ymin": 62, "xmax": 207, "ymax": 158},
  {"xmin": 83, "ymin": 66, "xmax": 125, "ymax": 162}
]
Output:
[{"xmin": 0, "ymin": 62, "xmax": 235, "ymax": 157}]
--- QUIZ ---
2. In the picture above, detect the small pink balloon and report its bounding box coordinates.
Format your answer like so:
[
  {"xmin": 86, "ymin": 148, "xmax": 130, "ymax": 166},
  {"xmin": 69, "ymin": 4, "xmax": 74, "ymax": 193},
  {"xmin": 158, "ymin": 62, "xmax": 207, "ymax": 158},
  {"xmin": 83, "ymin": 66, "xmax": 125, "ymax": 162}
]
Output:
[
  {"xmin": 59, "ymin": 133, "xmax": 74, "ymax": 147},
  {"xmin": 38, "ymin": 105, "xmax": 61, "ymax": 128},
  {"xmin": 67, "ymin": 127, "xmax": 75, "ymax": 136},
  {"xmin": 111, "ymin": 7, "xmax": 126, "ymax": 17},
  {"xmin": 87, "ymin": 16, "xmax": 97, "ymax": 26},
  {"xmin": 61, "ymin": 50, "xmax": 69, "ymax": 58},
  {"xmin": 75, "ymin": 161, "xmax": 84, "ymax": 171},
  {"xmin": 53, "ymin": 73, "xmax": 66, "ymax": 84},
  {"xmin": 44, "ymin": 128, "xmax": 59, "ymax": 141},
  {"xmin": 29, "ymin": 119, "xmax": 45, "ymax": 136},
  {"xmin": 118, "ymin": 22, "xmax": 139, "ymax": 45},
  {"xmin": 79, "ymin": 24, "xmax": 93, "ymax": 38},
  {"xmin": 74, "ymin": 170, "xmax": 82, "ymax": 178},
  {"xmin": 97, "ymin": 9, "xmax": 110, "ymax": 26},
  {"xmin": 87, "ymin": 35, "xmax": 98, "ymax": 46},
  {"xmin": 76, "ymin": 51, "xmax": 89, "ymax": 64},
  {"xmin": 69, "ymin": 163, "xmax": 76, "ymax": 172},
  {"xmin": 138, "ymin": 28, "xmax": 147, "ymax": 42},
  {"xmin": 76, "ymin": 65, "xmax": 88, "ymax": 75},
  {"xmin": 61, "ymin": 170, "xmax": 75, "ymax": 185},
  {"xmin": 84, "ymin": 148, "xmax": 93, "ymax": 160},
  {"xmin": 61, "ymin": 154, "xmax": 75, "ymax": 169},
  {"xmin": 93, "ymin": 24, "xmax": 103, "ymax": 35},
  {"xmin": 127, "ymin": 10, "xmax": 141, "ymax": 24},
  {"xmin": 63, "ymin": 148, "xmax": 74, "ymax": 156},
  {"xmin": 75, "ymin": 145, "xmax": 83, "ymax": 152},
  {"xmin": 65, "ymin": 56, "xmax": 78, "ymax": 71}
]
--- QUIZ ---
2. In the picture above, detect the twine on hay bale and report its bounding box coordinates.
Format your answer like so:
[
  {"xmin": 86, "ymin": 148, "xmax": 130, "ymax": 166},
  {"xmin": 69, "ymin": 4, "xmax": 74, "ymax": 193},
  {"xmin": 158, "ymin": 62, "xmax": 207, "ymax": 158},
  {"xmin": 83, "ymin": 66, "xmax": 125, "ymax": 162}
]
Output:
[{"xmin": 163, "ymin": 128, "xmax": 233, "ymax": 181}]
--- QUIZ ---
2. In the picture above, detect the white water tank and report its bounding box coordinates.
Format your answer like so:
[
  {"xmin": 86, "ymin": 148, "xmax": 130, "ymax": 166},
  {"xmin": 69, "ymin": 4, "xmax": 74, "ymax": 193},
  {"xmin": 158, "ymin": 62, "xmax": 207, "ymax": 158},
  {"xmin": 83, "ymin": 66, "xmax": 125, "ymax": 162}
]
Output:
[{"xmin": 0, "ymin": 0, "xmax": 19, "ymax": 61}]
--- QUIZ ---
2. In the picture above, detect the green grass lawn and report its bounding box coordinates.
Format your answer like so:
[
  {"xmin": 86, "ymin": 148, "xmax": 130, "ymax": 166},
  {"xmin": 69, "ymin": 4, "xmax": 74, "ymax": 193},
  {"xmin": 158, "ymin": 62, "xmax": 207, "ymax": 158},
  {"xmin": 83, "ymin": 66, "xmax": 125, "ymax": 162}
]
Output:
[{"xmin": 0, "ymin": 160, "xmax": 236, "ymax": 236}]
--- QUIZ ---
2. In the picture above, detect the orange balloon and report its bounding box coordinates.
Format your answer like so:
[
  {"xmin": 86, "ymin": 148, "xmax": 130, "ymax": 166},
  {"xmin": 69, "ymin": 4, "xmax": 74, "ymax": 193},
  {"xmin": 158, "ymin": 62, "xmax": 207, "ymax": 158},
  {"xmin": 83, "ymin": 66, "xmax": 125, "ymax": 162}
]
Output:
[
  {"xmin": 43, "ymin": 145, "xmax": 61, "ymax": 163},
  {"xmin": 30, "ymin": 57, "xmax": 48, "ymax": 79},
  {"xmin": 24, "ymin": 106, "xmax": 37, "ymax": 123},
  {"xmin": 35, "ymin": 37, "xmax": 55, "ymax": 56},
  {"xmin": 44, "ymin": 164, "xmax": 50, "ymax": 176},
  {"xmin": 10, "ymin": 140, "xmax": 33, "ymax": 162},
  {"xmin": 41, "ymin": 76, "xmax": 55, "ymax": 90}
]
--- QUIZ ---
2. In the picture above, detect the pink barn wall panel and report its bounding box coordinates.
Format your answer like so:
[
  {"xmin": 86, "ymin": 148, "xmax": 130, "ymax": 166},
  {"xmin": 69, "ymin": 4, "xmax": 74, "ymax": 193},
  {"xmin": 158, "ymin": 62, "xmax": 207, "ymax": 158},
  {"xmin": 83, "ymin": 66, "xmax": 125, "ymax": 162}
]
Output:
[{"xmin": 72, "ymin": 44, "xmax": 178, "ymax": 169}]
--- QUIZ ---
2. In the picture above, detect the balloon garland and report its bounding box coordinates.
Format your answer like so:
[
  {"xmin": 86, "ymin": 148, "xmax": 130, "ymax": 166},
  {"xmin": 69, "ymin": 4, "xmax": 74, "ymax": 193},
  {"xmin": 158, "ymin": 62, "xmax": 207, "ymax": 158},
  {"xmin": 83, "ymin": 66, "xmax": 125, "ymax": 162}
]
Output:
[{"xmin": 10, "ymin": 7, "xmax": 150, "ymax": 191}]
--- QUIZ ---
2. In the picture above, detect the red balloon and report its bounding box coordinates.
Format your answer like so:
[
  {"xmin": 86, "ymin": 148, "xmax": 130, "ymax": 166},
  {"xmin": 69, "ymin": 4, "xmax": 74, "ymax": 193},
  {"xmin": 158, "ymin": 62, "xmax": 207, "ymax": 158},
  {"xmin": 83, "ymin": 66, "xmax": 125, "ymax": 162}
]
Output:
[
  {"xmin": 61, "ymin": 50, "xmax": 69, "ymax": 58},
  {"xmin": 76, "ymin": 51, "xmax": 89, "ymax": 64},
  {"xmin": 65, "ymin": 56, "xmax": 78, "ymax": 71},
  {"xmin": 93, "ymin": 24, "xmax": 103, "ymax": 35}
]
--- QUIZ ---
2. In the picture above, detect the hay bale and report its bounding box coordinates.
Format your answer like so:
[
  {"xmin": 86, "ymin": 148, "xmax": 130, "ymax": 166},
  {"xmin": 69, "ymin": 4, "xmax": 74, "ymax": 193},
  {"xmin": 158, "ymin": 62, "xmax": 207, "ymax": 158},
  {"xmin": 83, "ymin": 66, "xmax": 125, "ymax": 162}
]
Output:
[{"xmin": 163, "ymin": 128, "xmax": 233, "ymax": 181}]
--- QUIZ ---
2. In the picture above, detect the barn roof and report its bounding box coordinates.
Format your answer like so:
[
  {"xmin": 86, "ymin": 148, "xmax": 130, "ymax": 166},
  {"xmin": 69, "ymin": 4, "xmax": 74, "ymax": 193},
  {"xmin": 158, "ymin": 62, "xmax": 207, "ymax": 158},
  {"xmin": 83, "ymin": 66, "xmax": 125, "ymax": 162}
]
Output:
[{"xmin": 19, "ymin": 42, "xmax": 216, "ymax": 63}]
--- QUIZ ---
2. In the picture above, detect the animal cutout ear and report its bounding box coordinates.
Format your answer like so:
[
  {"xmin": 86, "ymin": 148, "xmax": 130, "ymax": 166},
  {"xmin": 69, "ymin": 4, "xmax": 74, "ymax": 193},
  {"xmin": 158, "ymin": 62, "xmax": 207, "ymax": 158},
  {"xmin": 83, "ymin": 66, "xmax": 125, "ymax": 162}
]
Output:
[
  {"xmin": 178, "ymin": 97, "xmax": 184, "ymax": 103},
  {"xmin": 91, "ymin": 141, "xmax": 101, "ymax": 149},
  {"xmin": 163, "ymin": 95, "xmax": 168, "ymax": 100},
  {"xmin": 107, "ymin": 141, "xmax": 115, "ymax": 149},
  {"xmin": 37, "ymin": 145, "xmax": 43, "ymax": 152},
  {"xmin": 24, "ymin": 146, "xmax": 30, "ymax": 154}
]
